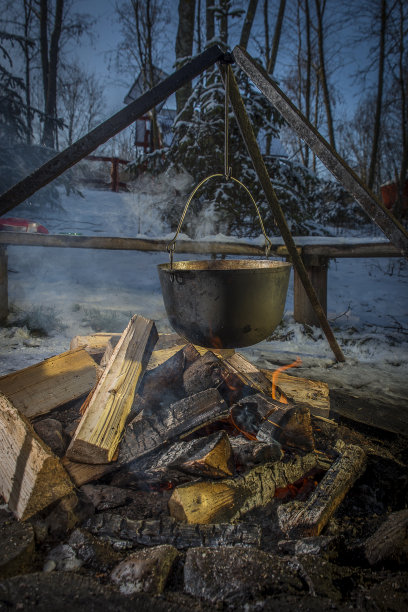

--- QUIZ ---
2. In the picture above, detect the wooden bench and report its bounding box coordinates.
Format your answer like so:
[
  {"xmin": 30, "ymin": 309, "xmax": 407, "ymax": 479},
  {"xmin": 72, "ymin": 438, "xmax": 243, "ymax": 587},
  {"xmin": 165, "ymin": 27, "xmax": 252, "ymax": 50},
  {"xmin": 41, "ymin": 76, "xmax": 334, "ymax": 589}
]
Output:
[{"xmin": 0, "ymin": 233, "xmax": 402, "ymax": 326}]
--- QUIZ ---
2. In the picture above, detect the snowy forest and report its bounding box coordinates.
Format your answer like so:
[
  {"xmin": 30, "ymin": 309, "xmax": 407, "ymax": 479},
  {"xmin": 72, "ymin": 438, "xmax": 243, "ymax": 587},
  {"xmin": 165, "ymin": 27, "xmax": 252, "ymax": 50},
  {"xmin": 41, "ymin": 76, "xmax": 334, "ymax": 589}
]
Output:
[{"xmin": 0, "ymin": 0, "xmax": 407, "ymax": 235}]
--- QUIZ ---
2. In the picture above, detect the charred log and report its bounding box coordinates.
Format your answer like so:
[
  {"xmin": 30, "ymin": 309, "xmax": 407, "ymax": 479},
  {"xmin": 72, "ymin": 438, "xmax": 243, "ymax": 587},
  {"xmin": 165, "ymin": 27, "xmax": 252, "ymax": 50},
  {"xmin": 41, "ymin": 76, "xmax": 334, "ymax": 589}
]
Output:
[
  {"xmin": 119, "ymin": 388, "xmax": 229, "ymax": 462},
  {"xmin": 277, "ymin": 443, "xmax": 366, "ymax": 537},
  {"xmin": 168, "ymin": 452, "xmax": 318, "ymax": 524},
  {"xmin": 84, "ymin": 513, "xmax": 261, "ymax": 549}
]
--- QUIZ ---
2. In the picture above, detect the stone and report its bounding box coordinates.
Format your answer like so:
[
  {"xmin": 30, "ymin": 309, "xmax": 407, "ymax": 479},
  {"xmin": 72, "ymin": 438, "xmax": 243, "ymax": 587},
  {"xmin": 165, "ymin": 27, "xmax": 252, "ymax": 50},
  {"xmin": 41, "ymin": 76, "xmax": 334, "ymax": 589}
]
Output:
[
  {"xmin": 43, "ymin": 490, "xmax": 94, "ymax": 538},
  {"xmin": 183, "ymin": 546, "xmax": 304, "ymax": 604},
  {"xmin": 68, "ymin": 528, "xmax": 121, "ymax": 570},
  {"xmin": 33, "ymin": 418, "xmax": 68, "ymax": 457},
  {"xmin": 277, "ymin": 535, "xmax": 339, "ymax": 560},
  {"xmin": 110, "ymin": 545, "xmax": 178, "ymax": 595},
  {"xmin": 80, "ymin": 484, "xmax": 133, "ymax": 511},
  {"xmin": 0, "ymin": 572, "xmax": 190, "ymax": 612},
  {"xmin": 43, "ymin": 544, "xmax": 82, "ymax": 572},
  {"xmin": 0, "ymin": 522, "xmax": 35, "ymax": 579}
]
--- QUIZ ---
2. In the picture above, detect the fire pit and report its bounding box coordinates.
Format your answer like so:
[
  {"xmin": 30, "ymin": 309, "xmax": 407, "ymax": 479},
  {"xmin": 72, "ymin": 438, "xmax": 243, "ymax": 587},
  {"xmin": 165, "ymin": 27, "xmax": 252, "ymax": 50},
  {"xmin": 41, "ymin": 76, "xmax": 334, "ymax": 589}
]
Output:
[{"xmin": 0, "ymin": 317, "xmax": 407, "ymax": 610}]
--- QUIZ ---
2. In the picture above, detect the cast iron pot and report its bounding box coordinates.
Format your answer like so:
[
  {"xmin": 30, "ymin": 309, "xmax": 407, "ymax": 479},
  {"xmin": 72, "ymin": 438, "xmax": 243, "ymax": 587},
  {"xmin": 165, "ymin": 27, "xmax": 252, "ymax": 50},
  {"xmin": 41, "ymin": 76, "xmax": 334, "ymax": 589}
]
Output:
[{"xmin": 158, "ymin": 258, "xmax": 292, "ymax": 349}]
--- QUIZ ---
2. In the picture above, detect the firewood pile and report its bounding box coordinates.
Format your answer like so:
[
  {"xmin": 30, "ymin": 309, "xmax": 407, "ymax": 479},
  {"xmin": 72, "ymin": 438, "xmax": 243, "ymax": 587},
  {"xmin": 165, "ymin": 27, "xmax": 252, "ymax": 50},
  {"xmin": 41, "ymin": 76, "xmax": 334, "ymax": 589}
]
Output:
[{"xmin": 0, "ymin": 313, "xmax": 407, "ymax": 610}]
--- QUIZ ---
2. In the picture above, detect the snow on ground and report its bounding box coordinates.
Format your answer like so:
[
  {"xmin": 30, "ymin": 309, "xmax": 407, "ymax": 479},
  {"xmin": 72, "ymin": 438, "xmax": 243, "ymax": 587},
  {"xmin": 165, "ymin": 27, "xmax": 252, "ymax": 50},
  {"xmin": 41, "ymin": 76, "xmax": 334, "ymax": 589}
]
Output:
[{"xmin": 1, "ymin": 180, "xmax": 407, "ymax": 408}]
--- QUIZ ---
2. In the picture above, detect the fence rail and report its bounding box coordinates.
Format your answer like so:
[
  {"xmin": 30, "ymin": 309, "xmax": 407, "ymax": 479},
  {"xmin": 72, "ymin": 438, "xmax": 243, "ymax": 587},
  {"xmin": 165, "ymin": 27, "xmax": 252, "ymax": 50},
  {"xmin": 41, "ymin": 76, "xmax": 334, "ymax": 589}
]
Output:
[{"xmin": 0, "ymin": 232, "xmax": 403, "ymax": 325}]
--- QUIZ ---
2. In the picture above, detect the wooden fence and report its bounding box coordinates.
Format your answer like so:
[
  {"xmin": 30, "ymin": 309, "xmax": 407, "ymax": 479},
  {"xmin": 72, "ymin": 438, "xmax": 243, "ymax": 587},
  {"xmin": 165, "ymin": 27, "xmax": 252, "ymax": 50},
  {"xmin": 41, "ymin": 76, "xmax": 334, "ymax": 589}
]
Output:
[{"xmin": 0, "ymin": 233, "xmax": 402, "ymax": 326}]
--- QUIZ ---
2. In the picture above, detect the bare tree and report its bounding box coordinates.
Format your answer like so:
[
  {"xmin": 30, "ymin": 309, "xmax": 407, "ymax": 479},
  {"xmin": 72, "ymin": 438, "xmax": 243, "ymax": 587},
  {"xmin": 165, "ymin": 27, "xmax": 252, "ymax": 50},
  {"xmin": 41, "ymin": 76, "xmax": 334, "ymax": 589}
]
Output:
[
  {"xmin": 239, "ymin": 0, "xmax": 258, "ymax": 50},
  {"xmin": 367, "ymin": 0, "xmax": 387, "ymax": 190},
  {"xmin": 314, "ymin": 0, "xmax": 336, "ymax": 150},
  {"xmin": 58, "ymin": 63, "xmax": 105, "ymax": 146},
  {"xmin": 175, "ymin": 0, "xmax": 196, "ymax": 117},
  {"xmin": 116, "ymin": 0, "xmax": 169, "ymax": 152}
]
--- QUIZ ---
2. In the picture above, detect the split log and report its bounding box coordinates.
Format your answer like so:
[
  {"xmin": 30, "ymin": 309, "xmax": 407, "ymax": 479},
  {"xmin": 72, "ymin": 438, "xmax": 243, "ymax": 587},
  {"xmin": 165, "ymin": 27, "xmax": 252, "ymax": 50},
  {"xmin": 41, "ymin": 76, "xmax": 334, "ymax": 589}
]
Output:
[
  {"xmin": 140, "ymin": 343, "xmax": 200, "ymax": 415},
  {"xmin": 70, "ymin": 333, "xmax": 121, "ymax": 364},
  {"xmin": 183, "ymin": 351, "xmax": 225, "ymax": 396},
  {"xmin": 66, "ymin": 315, "xmax": 158, "ymax": 464},
  {"xmin": 84, "ymin": 513, "xmax": 261, "ymax": 548},
  {"xmin": 119, "ymin": 388, "xmax": 229, "ymax": 462},
  {"xmin": 277, "ymin": 443, "xmax": 366, "ymax": 537},
  {"xmin": 100, "ymin": 335, "xmax": 121, "ymax": 367},
  {"xmin": 262, "ymin": 367, "xmax": 330, "ymax": 418},
  {"xmin": 168, "ymin": 452, "xmax": 318, "ymax": 524},
  {"xmin": 0, "ymin": 348, "xmax": 99, "ymax": 420},
  {"xmin": 230, "ymin": 393, "xmax": 314, "ymax": 451},
  {"xmin": 61, "ymin": 457, "xmax": 117, "ymax": 488},
  {"xmin": 229, "ymin": 436, "xmax": 282, "ymax": 470},
  {"xmin": 183, "ymin": 351, "xmax": 255, "ymax": 405},
  {"xmin": 123, "ymin": 431, "xmax": 235, "ymax": 483},
  {"xmin": 0, "ymin": 393, "xmax": 73, "ymax": 520}
]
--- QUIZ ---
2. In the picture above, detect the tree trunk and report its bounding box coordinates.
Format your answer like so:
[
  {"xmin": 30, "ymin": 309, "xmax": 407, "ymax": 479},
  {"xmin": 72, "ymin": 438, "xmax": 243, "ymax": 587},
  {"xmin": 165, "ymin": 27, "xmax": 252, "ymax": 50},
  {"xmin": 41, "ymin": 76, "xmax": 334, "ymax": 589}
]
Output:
[
  {"xmin": 239, "ymin": 0, "xmax": 258, "ymax": 50},
  {"xmin": 219, "ymin": 0, "xmax": 229, "ymax": 47},
  {"xmin": 265, "ymin": 0, "xmax": 286, "ymax": 155},
  {"xmin": 314, "ymin": 0, "xmax": 336, "ymax": 150},
  {"xmin": 175, "ymin": 0, "xmax": 196, "ymax": 117},
  {"xmin": 42, "ymin": 0, "xmax": 64, "ymax": 148},
  {"xmin": 392, "ymin": 0, "xmax": 406, "ymax": 220},
  {"xmin": 206, "ymin": 0, "xmax": 215, "ymax": 42},
  {"xmin": 23, "ymin": 0, "xmax": 33, "ymax": 145},
  {"xmin": 368, "ymin": 0, "xmax": 387, "ymax": 191},
  {"xmin": 39, "ymin": 0, "xmax": 49, "ymax": 105},
  {"xmin": 267, "ymin": 0, "xmax": 286, "ymax": 75},
  {"xmin": 304, "ymin": 0, "xmax": 312, "ymax": 167}
]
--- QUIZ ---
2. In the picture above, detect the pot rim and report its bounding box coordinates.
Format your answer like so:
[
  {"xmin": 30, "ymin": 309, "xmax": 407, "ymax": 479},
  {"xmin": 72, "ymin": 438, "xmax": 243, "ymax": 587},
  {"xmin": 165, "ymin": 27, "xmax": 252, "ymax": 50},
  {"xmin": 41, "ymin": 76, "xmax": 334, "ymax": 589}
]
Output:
[{"xmin": 158, "ymin": 259, "xmax": 292, "ymax": 272}]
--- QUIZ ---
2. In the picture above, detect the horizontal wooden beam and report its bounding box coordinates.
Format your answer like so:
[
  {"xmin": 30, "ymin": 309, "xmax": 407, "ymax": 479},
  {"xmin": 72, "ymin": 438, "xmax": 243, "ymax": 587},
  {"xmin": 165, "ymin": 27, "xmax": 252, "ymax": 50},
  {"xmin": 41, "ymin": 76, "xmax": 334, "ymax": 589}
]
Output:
[
  {"xmin": 302, "ymin": 242, "xmax": 401, "ymax": 258},
  {"xmin": 0, "ymin": 232, "xmax": 291, "ymax": 256},
  {"xmin": 1, "ymin": 232, "xmax": 401, "ymax": 258}
]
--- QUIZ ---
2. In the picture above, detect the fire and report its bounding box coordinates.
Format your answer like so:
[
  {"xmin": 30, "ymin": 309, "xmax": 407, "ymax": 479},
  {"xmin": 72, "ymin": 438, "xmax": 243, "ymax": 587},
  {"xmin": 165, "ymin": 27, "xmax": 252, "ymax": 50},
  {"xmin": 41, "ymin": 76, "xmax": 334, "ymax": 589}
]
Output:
[
  {"xmin": 209, "ymin": 324, "xmax": 223, "ymax": 350},
  {"xmin": 271, "ymin": 357, "xmax": 302, "ymax": 403}
]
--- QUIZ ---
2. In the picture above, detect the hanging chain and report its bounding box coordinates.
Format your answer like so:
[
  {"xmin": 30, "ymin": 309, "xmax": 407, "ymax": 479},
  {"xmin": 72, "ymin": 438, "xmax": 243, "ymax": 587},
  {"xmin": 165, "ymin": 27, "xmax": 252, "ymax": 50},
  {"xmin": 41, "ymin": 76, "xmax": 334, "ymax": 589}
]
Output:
[{"xmin": 166, "ymin": 63, "xmax": 272, "ymax": 268}]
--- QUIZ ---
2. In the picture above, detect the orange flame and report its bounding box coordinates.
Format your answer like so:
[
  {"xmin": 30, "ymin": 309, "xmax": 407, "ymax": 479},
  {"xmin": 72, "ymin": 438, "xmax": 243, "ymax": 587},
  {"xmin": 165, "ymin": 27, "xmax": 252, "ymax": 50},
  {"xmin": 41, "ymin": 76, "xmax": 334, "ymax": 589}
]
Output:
[
  {"xmin": 228, "ymin": 411, "xmax": 257, "ymax": 441},
  {"xmin": 271, "ymin": 357, "xmax": 302, "ymax": 403},
  {"xmin": 209, "ymin": 324, "xmax": 223, "ymax": 350}
]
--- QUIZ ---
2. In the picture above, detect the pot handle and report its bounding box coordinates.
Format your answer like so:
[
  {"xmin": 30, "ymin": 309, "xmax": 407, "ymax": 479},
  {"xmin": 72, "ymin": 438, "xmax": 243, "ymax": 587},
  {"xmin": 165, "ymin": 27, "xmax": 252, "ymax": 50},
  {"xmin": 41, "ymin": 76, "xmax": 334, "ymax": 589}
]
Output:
[{"xmin": 167, "ymin": 173, "xmax": 272, "ymax": 268}]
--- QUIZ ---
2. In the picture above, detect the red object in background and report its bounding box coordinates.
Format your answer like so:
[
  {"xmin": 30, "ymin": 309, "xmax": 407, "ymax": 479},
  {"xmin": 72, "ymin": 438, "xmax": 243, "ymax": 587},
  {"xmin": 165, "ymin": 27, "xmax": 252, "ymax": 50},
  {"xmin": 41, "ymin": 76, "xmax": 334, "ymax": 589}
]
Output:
[
  {"xmin": 380, "ymin": 180, "xmax": 408, "ymax": 211},
  {"xmin": 0, "ymin": 217, "xmax": 48, "ymax": 234}
]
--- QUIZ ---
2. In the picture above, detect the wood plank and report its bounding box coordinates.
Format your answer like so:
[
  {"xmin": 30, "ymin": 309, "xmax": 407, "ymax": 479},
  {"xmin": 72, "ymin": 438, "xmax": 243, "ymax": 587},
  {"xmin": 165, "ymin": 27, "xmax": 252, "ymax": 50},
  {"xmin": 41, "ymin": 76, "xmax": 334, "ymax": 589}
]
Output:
[
  {"xmin": 0, "ymin": 393, "xmax": 73, "ymax": 520},
  {"xmin": 168, "ymin": 452, "xmax": 318, "ymax": 524},
  {"xmin": 330, "ymin": 390, "xmax": 408, "ymax": 436},
  {"xmin": 277, "ymin": 443, "xmax": 366, "ymax": 537},
  {"xmin": 261, "ymin": 368, "xmax": 330, "ymax": 418},
  {"xmin": 0, "ymin": 348, "xmax": 99, "ymax": 420},
  {"xmin": 66, "ymin": 315, "xmax": 158, "ymax": 464},
  {"xmin": 294, "ymin": 259, "xmax": 328, "ymax": 326}
]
